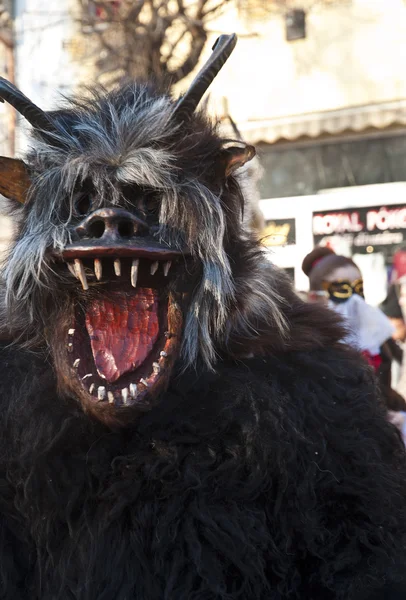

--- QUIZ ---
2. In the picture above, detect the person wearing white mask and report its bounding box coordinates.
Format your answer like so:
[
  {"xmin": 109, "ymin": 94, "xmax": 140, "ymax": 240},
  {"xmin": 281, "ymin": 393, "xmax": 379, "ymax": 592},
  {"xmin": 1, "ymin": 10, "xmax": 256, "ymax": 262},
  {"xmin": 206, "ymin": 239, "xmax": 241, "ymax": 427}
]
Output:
[{"xmin": 302, "ymin": 246, "xmax": 406, "ymax": 423}]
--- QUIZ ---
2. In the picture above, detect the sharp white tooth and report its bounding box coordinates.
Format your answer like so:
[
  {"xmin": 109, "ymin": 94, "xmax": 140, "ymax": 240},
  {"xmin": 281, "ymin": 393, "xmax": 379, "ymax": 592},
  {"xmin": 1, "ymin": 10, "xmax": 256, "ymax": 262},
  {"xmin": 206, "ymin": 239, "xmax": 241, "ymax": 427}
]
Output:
[
  {"xmin": 67, "ymin": 263, "xmax": 77, "ymax": 278},
  {"xmin": 152, "ymin": 362, "xmax": 160, "ymax": 374},
  {"xmin": 121, "ymin": 388, "xmax": 129, "ymax": 404},
  {"xmin": 150, "ymin": 261, "xmax": 158, "ymax": 275},
  {"xmin": 108, "ymin": 391, "xmax": 114, "ymax": 404},
  {"xmin": 68, "ymin": 328, "xmax": 75, "ymax": 336},
  {"xmin": 94, "ymin": 258, "xmax": 102, "ymax": 281},
  {"xmin": 131, "ymin": 259, "xmax": 139, "ymax": 288},
  {"xmin": 160, "ymin": 351, "xmax": 168, "ymax": 358},
  {"xmin": 74, "ymin": 258, "xmax": 89, "ymax": 291},
  {"xmin": 140, "ymin": 378, "xmax": 149, "ymax": 388},
  {"xmin": 82, "ymin": 373, "xmax": 92, "ymax": 380},
  {"xmin": 163, "ymin": 261, "xmax": 171, "ymax": 276},
  {"xmin": 129, "ymin": 383, "xmax": 137, "ymax": 398},
  {"xmin": 114, "ymin": 258, "xmax": 121, "ymax": 277},
  {"xmin": 67, "ymin": 343, "xmax": 73, "ymax": 353},
  {"xmin": 98, "ymin": 386, "xmax": 106, "ymax": 400},
  {"xmin": 89, "ymin": 383, "xmax": 95, "ymax": 394},
  {"xmin": 73, "ymin": 358, "xmax": 80, "ymax": 368}
]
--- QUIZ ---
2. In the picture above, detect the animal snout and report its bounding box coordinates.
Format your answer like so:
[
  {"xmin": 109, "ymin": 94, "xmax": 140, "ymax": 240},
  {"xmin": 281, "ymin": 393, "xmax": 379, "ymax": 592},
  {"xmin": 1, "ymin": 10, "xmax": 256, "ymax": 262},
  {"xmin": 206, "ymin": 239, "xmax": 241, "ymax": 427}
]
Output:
[{"xmin": 75, "ymin": 208, "xmax": 149, "ymax": 242}]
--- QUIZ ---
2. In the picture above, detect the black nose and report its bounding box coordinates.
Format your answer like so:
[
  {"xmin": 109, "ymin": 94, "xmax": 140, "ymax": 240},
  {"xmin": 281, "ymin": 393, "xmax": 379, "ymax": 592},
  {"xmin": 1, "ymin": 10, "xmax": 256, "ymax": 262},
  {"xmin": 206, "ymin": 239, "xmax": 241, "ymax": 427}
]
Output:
[{"xmin": 74, "ymin": 208, "xmax": 149, "ymax": 242}]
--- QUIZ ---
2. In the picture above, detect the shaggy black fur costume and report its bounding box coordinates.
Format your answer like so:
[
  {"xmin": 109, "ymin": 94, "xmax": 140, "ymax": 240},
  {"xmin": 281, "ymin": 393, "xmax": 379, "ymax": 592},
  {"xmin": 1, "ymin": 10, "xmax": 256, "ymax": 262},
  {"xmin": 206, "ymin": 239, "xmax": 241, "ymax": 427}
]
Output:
[
  {"xmin": 1, "ymin": 340, "xmax": 406, "ymax": 599},
  {"xmin": 0, "ymin": 37, "xmax": 405, "ymax": 599}
]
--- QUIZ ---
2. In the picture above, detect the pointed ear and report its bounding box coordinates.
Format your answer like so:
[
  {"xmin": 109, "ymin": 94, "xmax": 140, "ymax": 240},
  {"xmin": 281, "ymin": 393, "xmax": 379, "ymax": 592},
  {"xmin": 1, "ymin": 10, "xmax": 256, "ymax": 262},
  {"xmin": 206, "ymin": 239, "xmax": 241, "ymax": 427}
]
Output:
[
  {"xmin": 0, "ymin": 157, "xmax": 31, "ymax": 204},
  {"xmin": 221, "ymin": 144, "xmax": 256, "ymax": 177}
]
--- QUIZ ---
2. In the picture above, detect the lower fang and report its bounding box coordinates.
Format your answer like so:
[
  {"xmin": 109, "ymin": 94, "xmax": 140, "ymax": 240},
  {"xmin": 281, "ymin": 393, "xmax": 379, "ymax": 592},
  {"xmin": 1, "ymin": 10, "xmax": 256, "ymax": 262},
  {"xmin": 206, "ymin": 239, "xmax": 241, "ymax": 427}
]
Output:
[
  {"xmin": 82, "ymin": 373, "xmax": 92, "ymax": 380},
  {"xmin": 130, "ymin": 383, "xmax": 137, "ymax": 398},
  {"xmin": 89, "ymin": 383, "xmax": 95, "ymax": 394},
  {"xmin": 140, "ymin": 378, "xmax": 149, "ymax": 388},
  {"xmin": 98, "ymin": 386, "xmax": 106, "ymax": 400},
  {"xmin": 108, "ymin": 391, "xmax": 114, "ymax": 404},
  {"xmin": 73, "ymin": 358, "xmax": 80, "ymax": 368},
  {"xmin": 122, "ymin": 388, "xmax": 129, "ymax": 404},
  {"xmin": 150, "ymin": 261, "xmax": 158, "ymax": 275},
  {"xmin": 114, "ymin": 258, "xmax": 121, "ymax": 277}
]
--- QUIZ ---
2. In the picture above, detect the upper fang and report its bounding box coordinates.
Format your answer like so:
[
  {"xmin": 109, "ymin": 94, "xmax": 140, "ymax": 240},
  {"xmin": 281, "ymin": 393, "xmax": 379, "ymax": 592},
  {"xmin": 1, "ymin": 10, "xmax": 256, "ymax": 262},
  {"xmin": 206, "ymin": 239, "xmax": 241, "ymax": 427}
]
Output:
[
  {"xmin": 67, "ymin": 263, "xmax": 77, "ymax": 278},
  {"xmin": 150, "ymin": 261, "xmax": 159, "ymax": 275},
  {"xmin": 114, "ymin": 258, "xmax": 121, "ymax": 277},
  {"xmin": 74, "ymin": 258, "xmax": 89, "ymax": 291},
  {"xmin": 163, "ymin": 261, "xmax": 171, "ymax": 276},
  {"xmin": 131, "ymin": 259, "xmax": 139, "ymax": 288},
  {"xmin": 94, "ymin": 258, "xmax": 102, "ymax": 280}
]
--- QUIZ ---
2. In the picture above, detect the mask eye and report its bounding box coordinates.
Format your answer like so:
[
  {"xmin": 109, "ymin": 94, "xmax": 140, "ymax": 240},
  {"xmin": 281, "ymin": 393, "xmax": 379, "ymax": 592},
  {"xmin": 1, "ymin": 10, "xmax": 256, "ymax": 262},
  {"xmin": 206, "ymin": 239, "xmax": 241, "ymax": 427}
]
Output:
[
  {"xmin": 322, "ymin": 280, "xmax": 353, "ymax": 302},
  {"xmin": 137, "ymin": 189, "xmax": 160, "ymax": 219},
  {"xmin": 121, "ymin": 185, "xmax": 159, "ymax": 219},
  {"xmin": 73, "ymin": 193, "xmax": 92, "ymax": 217},
  {"xmin": 144, "ymin": 191, "xmax": 160, "ymax": 217}
]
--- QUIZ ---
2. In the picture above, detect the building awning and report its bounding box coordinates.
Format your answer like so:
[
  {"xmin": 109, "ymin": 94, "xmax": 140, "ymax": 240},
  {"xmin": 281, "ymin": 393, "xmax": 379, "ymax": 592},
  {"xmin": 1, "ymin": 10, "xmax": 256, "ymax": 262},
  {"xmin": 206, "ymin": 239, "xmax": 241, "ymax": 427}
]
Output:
[{"xmin": 224, "ymin": 99, "xmax": 406, "ymax": 145}]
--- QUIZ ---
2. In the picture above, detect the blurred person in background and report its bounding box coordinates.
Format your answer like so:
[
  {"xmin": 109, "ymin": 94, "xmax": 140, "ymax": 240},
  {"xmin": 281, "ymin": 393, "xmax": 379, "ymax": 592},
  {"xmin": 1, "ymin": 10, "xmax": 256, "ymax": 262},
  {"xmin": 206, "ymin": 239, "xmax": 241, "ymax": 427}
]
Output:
[
  {"xmin": 381, "ymin": 249, "xmax": 406, "ymax": 403},
  {"xmin": 302, "ymin": 247, "xmax": 406, "ymax": 427}
]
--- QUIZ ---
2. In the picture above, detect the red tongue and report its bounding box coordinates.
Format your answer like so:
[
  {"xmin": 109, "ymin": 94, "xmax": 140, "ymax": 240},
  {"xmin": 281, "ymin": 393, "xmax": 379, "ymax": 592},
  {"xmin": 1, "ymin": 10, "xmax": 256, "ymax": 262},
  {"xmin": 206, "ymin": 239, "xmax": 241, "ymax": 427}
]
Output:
[{"xmin": 85, "ymin": 289, "xmax": 159, "ymax": 383}]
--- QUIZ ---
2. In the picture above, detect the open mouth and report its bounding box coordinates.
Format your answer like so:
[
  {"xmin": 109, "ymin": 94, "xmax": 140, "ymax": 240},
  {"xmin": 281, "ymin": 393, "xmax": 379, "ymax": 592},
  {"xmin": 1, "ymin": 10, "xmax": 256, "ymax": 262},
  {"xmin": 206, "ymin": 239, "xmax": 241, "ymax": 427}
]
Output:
[{"xmin": 61, "ymin": 252, "xmax": 183, "ymax": 410}]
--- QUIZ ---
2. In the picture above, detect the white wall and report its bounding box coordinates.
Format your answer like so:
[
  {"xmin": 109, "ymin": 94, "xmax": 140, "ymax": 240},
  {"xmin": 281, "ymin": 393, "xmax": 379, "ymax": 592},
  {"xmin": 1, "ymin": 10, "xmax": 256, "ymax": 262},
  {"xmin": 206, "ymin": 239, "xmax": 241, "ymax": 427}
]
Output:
[
  {"xmin": 179, "ymin": 0, "xmax": 406, "ymax": 137},
  {"xmin": 13, "ymin": 0, "xmax": 79, "ymax": 152}
]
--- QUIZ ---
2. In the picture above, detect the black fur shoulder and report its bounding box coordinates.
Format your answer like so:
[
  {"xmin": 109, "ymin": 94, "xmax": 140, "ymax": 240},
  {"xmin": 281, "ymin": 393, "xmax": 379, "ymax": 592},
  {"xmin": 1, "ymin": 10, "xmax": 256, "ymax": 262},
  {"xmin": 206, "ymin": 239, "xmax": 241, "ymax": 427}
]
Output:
[{"xmin": 0, "ymin": 343, "xmax": 405, "ymax": 599}]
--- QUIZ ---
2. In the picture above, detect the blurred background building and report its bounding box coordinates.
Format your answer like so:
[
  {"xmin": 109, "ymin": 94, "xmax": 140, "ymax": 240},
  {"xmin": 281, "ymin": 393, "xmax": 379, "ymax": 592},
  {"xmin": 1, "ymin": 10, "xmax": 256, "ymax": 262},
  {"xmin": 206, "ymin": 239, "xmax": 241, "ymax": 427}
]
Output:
[{"xmin": 0, "ymin": 0, "xmax": 406, "ymax": 301}]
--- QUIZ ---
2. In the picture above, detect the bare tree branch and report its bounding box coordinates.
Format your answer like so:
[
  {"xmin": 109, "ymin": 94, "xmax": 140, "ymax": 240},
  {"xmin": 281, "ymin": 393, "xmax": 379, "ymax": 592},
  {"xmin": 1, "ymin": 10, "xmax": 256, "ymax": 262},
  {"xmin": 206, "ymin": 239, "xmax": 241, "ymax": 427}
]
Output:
[
  {"xmin": 75, "ymin": 0, "xmax": 337, "ymax": 87},
  {"xmin": 202, "ymin": 1, "xmax": 231, "ymax": 19},
  {"xmin": 168, "ymin": 26, "xmax": 207, "ymax": 84},
  {"xmin": 75, "ymin": 0, "xmax": 231, "ymax": 88}
]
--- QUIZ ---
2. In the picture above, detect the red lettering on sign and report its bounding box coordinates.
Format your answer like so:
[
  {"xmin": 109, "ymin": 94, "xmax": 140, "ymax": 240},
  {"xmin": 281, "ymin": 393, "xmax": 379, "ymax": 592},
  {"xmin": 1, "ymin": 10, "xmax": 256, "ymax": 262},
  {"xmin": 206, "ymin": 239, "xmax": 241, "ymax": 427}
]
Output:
[
  {"xmin": 313, "ymin": 212, "xmax": 363, "ymax": 235},
  {"xmin": 367, "ymin": 207, "xmax": 406, "ymax": 231}
]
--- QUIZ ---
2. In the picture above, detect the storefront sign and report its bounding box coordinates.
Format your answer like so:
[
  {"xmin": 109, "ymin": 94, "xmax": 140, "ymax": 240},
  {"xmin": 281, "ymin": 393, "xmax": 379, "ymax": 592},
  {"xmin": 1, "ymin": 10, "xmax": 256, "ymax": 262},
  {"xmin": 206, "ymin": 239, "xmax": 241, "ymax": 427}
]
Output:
[
  {"xmin": 313, "ymin": 204, "xmax": 406, "ymax": 253},
  {"xmin": 263, "ymin": 218, "xmax": 296, "ymax": 246}
]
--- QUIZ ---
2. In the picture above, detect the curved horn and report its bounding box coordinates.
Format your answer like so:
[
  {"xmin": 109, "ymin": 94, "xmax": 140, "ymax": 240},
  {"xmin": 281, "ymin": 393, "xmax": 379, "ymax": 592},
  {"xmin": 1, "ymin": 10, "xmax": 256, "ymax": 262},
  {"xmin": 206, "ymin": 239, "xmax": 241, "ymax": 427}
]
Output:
[
  {"xmin": 0, "ymin": 77, "xmax": 55, "ymax": 132},
  {"xmin": 172, "ymin": 33, "xmax": 237, "ymax": 121}
]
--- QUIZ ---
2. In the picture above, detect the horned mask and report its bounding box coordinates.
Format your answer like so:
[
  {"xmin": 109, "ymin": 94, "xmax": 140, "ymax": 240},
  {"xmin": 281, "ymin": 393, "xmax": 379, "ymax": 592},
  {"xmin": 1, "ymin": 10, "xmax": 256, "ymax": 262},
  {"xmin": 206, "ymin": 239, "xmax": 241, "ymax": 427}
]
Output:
[{"xmin": 0, "ymin": 34, "xmax": 278, "ymax": 426}]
